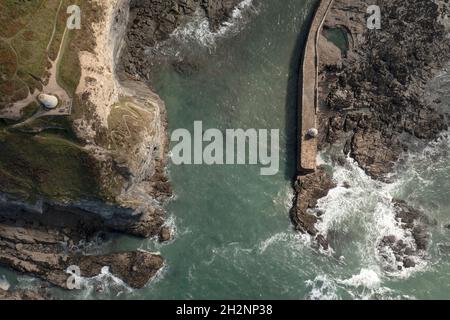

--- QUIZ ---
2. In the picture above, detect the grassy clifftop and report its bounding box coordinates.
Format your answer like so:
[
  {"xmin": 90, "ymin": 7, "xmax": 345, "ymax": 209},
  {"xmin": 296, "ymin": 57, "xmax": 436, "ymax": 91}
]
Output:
[
  {"xmin": 0, "ymin": 0, "xmax": 170, "ymax": 209},
  {"xmin": 0, "ymin": 0, "xmax": 112, "ymax": 203},
  {"xmin": 0, "ymin": 130, "xmax": 99, "ymax": 202}
]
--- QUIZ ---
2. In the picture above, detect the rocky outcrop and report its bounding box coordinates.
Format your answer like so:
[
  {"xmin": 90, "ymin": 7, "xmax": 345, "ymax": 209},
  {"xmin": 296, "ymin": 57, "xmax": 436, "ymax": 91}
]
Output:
[
  {"xmin": 71, "ymin": 251, "xmax": 164, "ymax": 289},
  {"xmin": 348, "ymin": 128, "xmax": 403, "ymax": 180},
  {"xmin": 293, "ymin": 0, "xmax": 450, "ymax": 250},
  {"xmin": 291, "ymin": 168, "xmax": 336, "ymax": 249},
  {"xmin": 122, "ymin": 0, "xmax": 243, "ymax": 79},
  {"xmin": 0, "ymin": 0, "xmax": 244, "ymax": 297},
  {"xmin": 72, "ymin": 0, "xmax": 172, "ymax": 232},
  {"xmin": 319, "ymin": 0, "xmax": 450, "ymax": 178},
  {"xmin": 377, "ymin": 200, "xmax": 434, "ymax": 271},
  {"xmin": 203, "ymin": 0, "xmax": 244, "ymax": 30},
  {"xmin": 0, "ymin": 213, "xmax": 164, "ymax": 289},
  {"xmin": 0, "ymin": 289, "xmax": 49, "ymax": 300}
]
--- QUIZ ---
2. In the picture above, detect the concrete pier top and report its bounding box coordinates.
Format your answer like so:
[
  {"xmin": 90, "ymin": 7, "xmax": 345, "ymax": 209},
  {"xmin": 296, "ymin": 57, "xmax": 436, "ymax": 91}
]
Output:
[{"xmin": 298, "ymin": 0, "xmax": 334, "ymax": 173}]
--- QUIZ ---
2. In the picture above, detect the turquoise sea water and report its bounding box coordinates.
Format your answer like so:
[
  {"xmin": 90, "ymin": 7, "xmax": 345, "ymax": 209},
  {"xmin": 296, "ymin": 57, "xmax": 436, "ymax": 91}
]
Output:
[{"xmin": 3, "ymin": 0, "xmax": 450, "ymax": 300}]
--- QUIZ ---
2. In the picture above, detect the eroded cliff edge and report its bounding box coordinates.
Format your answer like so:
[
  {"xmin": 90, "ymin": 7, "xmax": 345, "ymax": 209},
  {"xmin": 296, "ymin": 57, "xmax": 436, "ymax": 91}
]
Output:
[
  {"xmin": 0, "ymin": 0, "xmax": 171, "ymax": 295},
  {"xmin": 0, "ymin": 0, "xmax": 245, "ymax": 299},
  {"xmin": 292, "ymin": 0, "xmax": 450, "ymax": 270}
]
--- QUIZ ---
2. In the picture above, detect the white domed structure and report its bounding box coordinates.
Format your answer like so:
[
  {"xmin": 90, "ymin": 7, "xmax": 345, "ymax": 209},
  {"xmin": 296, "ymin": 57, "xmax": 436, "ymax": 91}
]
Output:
[
  {"xmin": 307, "ymin": 128, "xmax": 319, "ymax": 138},
  {"xmin": 38, "ymin": 93, "xmax": 58, "ymax": 109}
]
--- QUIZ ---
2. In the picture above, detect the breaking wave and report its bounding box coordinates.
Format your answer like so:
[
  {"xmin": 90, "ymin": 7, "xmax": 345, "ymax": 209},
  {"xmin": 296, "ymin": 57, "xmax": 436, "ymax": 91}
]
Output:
[
  {"xmin": 299, "ymin": 131, "xmax": 450, "ymax": 299},
  {"xmin": 151, "ymin": 0, "xmax": 258, "ymax": 58},
  {"xmin": 75, "ymin": 267, "xmax": 133, "ymax": 299},
  {"xmin": 314, "ymin": 154, "xmax": 421, "ymax": 275},
  {"xmin": 305, "ymin": 275, "xmax": 340, "ymax": 300},
  {"xmin": 172, "ymin": 0, "xmax": 256, "ymax": 48}
]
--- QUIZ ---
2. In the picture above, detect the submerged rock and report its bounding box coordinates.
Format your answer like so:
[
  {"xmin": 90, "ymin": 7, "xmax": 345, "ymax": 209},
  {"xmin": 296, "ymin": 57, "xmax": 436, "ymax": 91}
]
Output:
[
  {"xmin": 377, "ymin": 200, "xmax": 431, "ymax": 271},
  {"xmin": 159, "ymin": 226, "xmax": 172, "ymax": 242}
]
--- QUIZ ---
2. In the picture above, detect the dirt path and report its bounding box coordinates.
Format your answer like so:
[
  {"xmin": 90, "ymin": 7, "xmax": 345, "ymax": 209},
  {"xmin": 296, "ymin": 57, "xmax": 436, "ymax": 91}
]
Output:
[
  {"xmin": 46, "ymin": 0, "xmax": 64, "ymax": 52},
  {"xmin": 1, "ymin": 0, "xmax": 72, "ymax": 123}
]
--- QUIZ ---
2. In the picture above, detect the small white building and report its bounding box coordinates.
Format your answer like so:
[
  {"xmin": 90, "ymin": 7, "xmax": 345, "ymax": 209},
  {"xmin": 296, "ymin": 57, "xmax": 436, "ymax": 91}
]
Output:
[
  {"xmin": 38, "ymin": 93, "xmax": 58, "ymax": 109},
  {"xmin": 307, "ymin": 128, "xmax": 319, "ymax": 138}
]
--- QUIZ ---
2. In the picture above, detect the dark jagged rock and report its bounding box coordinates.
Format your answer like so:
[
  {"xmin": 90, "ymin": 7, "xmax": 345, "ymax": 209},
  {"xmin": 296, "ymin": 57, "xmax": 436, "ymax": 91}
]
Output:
[
  {"xmin": 291, "ymin": 168, "xmax": 336, "ymax": 249},
  {"xmin": 0, "ymin": 214, "xmax": 164, "ymax": 290},
  {"xmin": 72, "ymin": 251, "xmax": 164, "ymax": 289},
  {"xmin": 159, "ymin": 226, "xmax": 172, "ymax": 242},
  {"xmin": 350, "ymin": 129, "xmax": 403, "ymax": 179},
  {"xmin": 0, "ymin": 289, "xmax": 49, "ymax": 300},
  {"xmin": 0, "ymin": 194, "xmax": 167, "ymax": 240},
  {"xmin": 122, "ymin": 0, "xmax": 242, "ymax": 80},
  {"xmin": 0, "ymin": 0, "xmax": 245, "ymax": 296},
  {"xmin": 201, "ymin": 0, "xmax": 241, "ymax": 30},
  {"xmin": 377, "ymin": 200, "xmax": 432, "ymax": 271},
  {"xmin": 293, "ymin": 0, "xmax": 449, "ymax": 254},
  {"xmin": 318, "ymin": 0, "xmax": 450, "ymax": 179}
]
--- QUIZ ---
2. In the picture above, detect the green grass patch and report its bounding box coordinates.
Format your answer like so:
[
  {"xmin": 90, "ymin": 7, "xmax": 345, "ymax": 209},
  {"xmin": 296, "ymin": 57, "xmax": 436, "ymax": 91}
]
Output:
[
  {"xmin": 107, "ymin": 98, "xmax": 156, "ymax": 153},
  {"xmin": 19, "ymin": 101, "xmax": 40, "ymax": 120},
  {"xmin": 0, "ymin": 1, "xmax": 116, "ymax": 204},
  {"xmin": 11, "ymin": 114, "xmax": 80, "ymax": 141},
  {"xmin": 58, "ymin": 29, "xmax": 81, "ymax": 96},
  {"xmin": 0, "ymin": 40, "xmax": 17, "ymax": 79},
  {"xmin": 0, "ymin": 0, "xmax": 44, "ymax": 38},
  {"xmin": 2, "ymin": 0, "xmax": 66, "ymax": 96},
  {"xmin": 0, "ymin": 130, "xmax": 100, "ymax": 202}
]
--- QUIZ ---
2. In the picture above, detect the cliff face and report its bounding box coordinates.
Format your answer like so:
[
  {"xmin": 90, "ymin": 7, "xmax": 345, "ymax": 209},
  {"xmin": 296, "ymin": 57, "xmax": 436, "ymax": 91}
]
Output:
[
  {"xmin": 0, "ymin": 0, "xmax": 170, "ymax": 292},
  {"xmin": 0, "ymin": 0, "xmax": 244, "ymax": 297},
  {"xmin": 68, "ymin": 0, "xmax": 172, "ymax": 240},
  {"xmin": 0, "ymin": 0, "xmax": 172, "ymax": 238}
]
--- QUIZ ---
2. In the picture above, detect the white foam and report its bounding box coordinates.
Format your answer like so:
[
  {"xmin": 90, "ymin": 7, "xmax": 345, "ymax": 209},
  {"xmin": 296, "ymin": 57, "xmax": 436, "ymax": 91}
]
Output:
[
  {"xmin": 0, "ymin": 275, "xmax": 10, "ymax": 291},
  {"xmin": 314, "ymin": 154, "xmax": 425, "ymax": 275},
  {"xmin": 339, "ymin": 268, "xmax": 381, "ymax": 290},
  {"xmin": 147, "ymin": 262, "xmax": 168, "ymax": 287},
  {"xmin": 258, "ymin": 232, "xmax": 293, "ymax": 254},
  {"xmin": 170, "ymin": 0, "xmax": 256, "ymax": 49},
  {"xmin": 305, "ymin": 275, "xmax": 339, "ymax": 300},
  {"xmin": 272, "ymin": 182, "xmax": 295, "ymax": 213},
  {"xmin": 300, "ymin": 131, "xmax": 450, "ymax": 299},
  {"xmin": 315, "ymin": 156, "xmax": 399, "ymax": 237},
  {"xmin": 157, "ymin": 215, "xmax": 178, "ymax": 245},
  {"xmin": 75, "ymin": 266, "xmax": 132, "ymax": 299}
]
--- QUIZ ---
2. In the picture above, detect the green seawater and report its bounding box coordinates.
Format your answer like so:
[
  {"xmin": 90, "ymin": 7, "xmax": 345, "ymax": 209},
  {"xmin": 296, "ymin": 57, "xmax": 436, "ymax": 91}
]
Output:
[
  {"xmin": 323, "ymin": 27, "xmax": 349, "ymax": 55},
  {"xmin": 125, "ymin": 0, "xmax": 324, "ymax": 299},
  {"xmin": 3, "ymin": 0, "xmax": 450, "ymax": 300}
]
